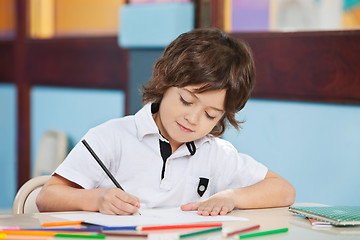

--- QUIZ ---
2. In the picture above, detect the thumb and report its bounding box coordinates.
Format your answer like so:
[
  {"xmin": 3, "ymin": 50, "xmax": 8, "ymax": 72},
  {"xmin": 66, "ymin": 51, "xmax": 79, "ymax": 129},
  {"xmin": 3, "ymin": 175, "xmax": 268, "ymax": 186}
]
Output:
[{"xmin": 181, "ymin": 202, "xmax": 200, "ymax": 211}]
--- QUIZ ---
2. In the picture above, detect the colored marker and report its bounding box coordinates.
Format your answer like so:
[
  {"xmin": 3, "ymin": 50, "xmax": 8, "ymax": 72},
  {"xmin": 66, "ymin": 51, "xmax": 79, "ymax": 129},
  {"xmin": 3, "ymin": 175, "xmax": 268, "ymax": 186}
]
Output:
[
  {"xmin": 0, "ymin": 230, "xmax": 93, "ymax": 237},
  {"xmin": 179, "ymin": 226, "xmax": 222, "ymax": 238},
  {"xmin": 0, "ymin": 233, "xmax": 5, "ymax": 239},
  {"xmin": 104, "ymin": 232, "xmax": 148, "ymax": 237},
  {"xmin": 102, "ymin": 226, "xmax": 137, "ymax": 231},
  {"xmin": 41, "ymin": 220, "xmax": 85, "ymax": 227},
  {"xmin": 27, "ymin": 226, "xmax": 103, "ymax": 232},
  {"xmin": 223, "ymin": 225, "xmax": 260, "ymax": 237},
  {"xmin": 137, "ymin": 222, "xmax": 222, "ymax": 231},
  {"xmin": 0, "ymin": 226, "xmax": 20, "ymax": 230},
  {"xmin": 239, "ymin": 227, "xmax": 288, "ymax": 239},
  {"xmin": 54, "ymin": 233, "xmax": 105, "ymax": 238},
  {"xmin": 30, "ymin": 226, "xmax": 137, "ymax": 232},
  {"xmin": 0, "ymin": 230, "xmax": 55, "ymax": 236}
]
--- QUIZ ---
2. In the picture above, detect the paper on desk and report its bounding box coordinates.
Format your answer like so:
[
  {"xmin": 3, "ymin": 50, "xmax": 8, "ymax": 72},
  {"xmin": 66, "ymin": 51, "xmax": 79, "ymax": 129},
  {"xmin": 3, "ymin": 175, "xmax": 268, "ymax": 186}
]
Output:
[{"xmin": 53, "ymin": 207, "xmax": 247, "ymax": 227}]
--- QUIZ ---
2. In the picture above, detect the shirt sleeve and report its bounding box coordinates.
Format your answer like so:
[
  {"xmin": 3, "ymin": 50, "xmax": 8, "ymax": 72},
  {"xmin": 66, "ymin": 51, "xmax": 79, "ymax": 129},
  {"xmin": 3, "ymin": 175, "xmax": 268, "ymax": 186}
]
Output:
[
  {"xmin": 212, "ymin": 139, "xmax": 268, "ymax": 192},
  {"xmin": 54, "ymin": 127, "xmax": 113, "ymax": 189}
]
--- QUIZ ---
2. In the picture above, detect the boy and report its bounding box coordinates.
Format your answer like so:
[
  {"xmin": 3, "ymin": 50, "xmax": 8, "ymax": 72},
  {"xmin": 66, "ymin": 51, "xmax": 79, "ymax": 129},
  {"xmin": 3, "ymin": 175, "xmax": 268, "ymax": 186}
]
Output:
[{"xmin": 37, "ymin": 28, "xmax": 295, "ymax": 216}]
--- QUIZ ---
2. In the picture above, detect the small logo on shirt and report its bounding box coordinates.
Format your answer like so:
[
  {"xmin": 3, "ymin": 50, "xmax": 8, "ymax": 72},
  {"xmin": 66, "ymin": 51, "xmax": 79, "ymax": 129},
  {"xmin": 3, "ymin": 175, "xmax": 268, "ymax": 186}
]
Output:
[{"xmin": 197, "ymin": 177, "xmax": 209, "ymax": 197}]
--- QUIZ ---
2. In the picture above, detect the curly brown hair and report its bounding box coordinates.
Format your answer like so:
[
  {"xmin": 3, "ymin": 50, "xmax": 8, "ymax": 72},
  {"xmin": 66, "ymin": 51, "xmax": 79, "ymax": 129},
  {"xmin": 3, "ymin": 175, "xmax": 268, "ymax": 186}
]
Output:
[{"xmin": 142, "ymin": 28, "xmax": 255, "ymax": 137}]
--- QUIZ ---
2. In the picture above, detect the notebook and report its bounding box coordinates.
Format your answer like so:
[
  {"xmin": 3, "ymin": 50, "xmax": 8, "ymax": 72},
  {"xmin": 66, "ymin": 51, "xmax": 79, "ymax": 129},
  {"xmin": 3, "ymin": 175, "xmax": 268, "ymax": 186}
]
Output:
[{"xmin": 289, "ymin": 206, "xmax": 360, "ymax": 226}]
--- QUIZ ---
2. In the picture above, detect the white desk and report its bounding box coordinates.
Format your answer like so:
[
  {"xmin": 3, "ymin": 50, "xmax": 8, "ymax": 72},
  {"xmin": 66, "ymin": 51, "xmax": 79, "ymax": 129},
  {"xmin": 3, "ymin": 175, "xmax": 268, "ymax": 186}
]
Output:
[{"xmin": 1, "ymin": 207, "xmax": 360, "ymax": 239}]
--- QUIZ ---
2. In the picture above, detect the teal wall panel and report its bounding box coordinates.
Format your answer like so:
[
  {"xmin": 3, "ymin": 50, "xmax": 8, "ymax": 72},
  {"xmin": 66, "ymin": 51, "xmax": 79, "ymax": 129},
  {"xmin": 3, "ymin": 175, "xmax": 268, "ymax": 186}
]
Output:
[
  {"xmin": 129, "ymin": 49, "xmax": 163, "ymax": 114},
  {"xmin": 223, "ymin": 99, "xmax": 360, "ymax": 206},
  {"xmin": 119, "ymin": 3, "xmax": 194, "ymax": 48},
  {"xmin": 0, "ymin": 84, "xmax": 17, "ymax": 209}
]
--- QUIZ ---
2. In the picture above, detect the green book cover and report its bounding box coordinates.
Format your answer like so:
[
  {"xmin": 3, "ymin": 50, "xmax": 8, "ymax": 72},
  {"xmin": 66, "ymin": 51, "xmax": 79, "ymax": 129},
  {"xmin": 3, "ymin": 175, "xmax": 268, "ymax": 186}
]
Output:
[{"xmin": 289, "ymin": 206, "xmax": 360, "ymax": 226}]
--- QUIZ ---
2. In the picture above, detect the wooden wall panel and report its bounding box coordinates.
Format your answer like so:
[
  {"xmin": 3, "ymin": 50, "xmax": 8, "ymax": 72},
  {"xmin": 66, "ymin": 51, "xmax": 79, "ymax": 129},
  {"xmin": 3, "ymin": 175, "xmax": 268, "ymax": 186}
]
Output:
[
  {"xmin": 14, "ymin": 0, "xmax": 31, "ymax": 189},
  {"xmin": 27, "ymin": 37, "xmax": 128, "ymax": 90},
  {"xmin": 0, "ymin": 41, "xmax": 13, "ymax": 82},
  {"xmin": 233, "ymin": 30, "xmax": 360, "ymax": 104}
]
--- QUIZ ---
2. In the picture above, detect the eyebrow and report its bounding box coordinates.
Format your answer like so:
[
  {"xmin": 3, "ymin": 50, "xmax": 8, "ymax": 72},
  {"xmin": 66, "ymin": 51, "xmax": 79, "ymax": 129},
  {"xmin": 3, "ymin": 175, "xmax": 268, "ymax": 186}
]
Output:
[{"xmin": 182, "ymin": 88, "xmax": 224, "ymax": 113}]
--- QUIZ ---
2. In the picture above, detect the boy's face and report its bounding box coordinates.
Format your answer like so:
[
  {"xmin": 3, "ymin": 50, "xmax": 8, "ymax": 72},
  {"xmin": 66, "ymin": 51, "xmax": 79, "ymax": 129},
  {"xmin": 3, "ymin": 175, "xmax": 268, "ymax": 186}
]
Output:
[{"xmin": 154, "ymin": 84, "xmax": 226, "ymax": 151}]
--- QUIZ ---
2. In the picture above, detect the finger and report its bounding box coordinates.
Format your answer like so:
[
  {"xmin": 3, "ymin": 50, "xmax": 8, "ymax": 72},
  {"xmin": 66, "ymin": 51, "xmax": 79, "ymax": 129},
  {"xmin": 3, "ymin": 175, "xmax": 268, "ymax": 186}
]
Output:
[
  {"xmin": 219, "ymin": 205, "xmax": 232, "ymax": 215},
  {"xmin": 115, "ymin": 189, "xmax": 141, "ymax": 207},
  {"xmin": 210, "ymin": 206, "xmax": 222, "ymax": 216},
  {"xmin": 180, "ymin": 202, "xmax": 200, "ymax": 211},
  {"xmin": 100, "ymin": 188, "xmax": 139, "ymax": 215},
  {"xmin": 198, "ymin": 208, "xmax": 211, "ymax": 216},
  {"xmin": 101, "ymin": 201, "xmax": 133, "ymax": 215},
  {"xmin": 198, "ymin": 201, "xmax": 220, "ymax": 216},
  {"xmin": 102, "ymin": 196, "xmax": 138, "ymax": 215},
  {"xmin": 98, "ymin": 196, "xmax": 120, "ymax": 215},
  {"xmin": 117, "ymin": 202, "xmax": 139, "ymax": 214},
  {"xmin": 111, "ymin": 201, "xmax": 137, "ymax": 215},
  {"xmin": 113, "ymin": 193, "xmax": 141, "ymax": 214}
]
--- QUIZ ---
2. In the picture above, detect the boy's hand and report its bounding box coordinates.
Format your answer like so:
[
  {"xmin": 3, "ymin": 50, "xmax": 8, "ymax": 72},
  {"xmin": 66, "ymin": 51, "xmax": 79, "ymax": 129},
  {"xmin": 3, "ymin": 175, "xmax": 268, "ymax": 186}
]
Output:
[
  {"xmin": 97, "ymin": 188, "xmax": 140, "ymax": 215},
  {"xmin": 181, "ymin": 189, "xmax": 235, "ymax": 216}
]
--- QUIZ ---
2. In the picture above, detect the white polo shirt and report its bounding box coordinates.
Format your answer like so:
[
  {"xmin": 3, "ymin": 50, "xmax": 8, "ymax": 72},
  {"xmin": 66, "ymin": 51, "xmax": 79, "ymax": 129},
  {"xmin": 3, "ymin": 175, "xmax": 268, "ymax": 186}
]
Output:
[{"xmin": 55, "ymin": 103, "xmax": 268, "ymax": 208}]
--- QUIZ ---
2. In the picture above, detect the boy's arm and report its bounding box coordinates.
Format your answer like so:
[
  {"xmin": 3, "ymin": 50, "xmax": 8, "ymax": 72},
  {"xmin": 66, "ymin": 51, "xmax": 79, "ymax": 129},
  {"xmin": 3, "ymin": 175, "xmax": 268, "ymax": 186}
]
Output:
[
  {"xmin": 36, "ymin": 174, "xmax": 140, "ymax": 215},
  {"xmin": 181, "ymin": 170, "xmax": 296, "ymax": 216},
  {"xmin": 233, "ymin": 170, "xmax": 296, "ymax": 209}
]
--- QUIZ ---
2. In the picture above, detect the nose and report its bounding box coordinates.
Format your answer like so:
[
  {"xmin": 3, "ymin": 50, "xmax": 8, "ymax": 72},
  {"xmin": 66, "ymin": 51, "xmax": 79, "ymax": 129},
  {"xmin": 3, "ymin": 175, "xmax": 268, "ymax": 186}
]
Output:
[{"xmin": 184, "ymin": 109, "xmax": 201, "ymax": 125}]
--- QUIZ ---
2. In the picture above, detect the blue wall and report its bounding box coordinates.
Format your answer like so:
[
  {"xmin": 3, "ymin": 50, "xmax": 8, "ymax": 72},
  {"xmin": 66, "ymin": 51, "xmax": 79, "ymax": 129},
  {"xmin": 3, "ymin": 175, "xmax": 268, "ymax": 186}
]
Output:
[
  {"xmin": 223, "ymin": 99, "xmax": 360, "ymax": 206},
  {"xmin": 31, "ymin": 87, "xmax": 126, "ymax": 175},
  {"xmin": 0, "ymin": 84, "xmax": 17, "ymax": 209}
]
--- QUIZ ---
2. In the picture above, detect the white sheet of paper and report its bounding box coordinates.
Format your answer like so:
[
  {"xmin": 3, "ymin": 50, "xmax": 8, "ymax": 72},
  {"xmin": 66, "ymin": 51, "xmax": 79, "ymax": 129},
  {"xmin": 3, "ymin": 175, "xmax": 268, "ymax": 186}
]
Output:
[{"xmin": 53, "ymin": 207, "xmax": 247, "ymax": 227}]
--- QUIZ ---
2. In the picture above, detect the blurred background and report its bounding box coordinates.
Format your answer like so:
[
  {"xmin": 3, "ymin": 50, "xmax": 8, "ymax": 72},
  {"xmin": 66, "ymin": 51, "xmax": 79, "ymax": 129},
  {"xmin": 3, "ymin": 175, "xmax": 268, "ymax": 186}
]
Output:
[{"xmin": 1, "ymin": 0, "xmax": 360, "ymax": 212}]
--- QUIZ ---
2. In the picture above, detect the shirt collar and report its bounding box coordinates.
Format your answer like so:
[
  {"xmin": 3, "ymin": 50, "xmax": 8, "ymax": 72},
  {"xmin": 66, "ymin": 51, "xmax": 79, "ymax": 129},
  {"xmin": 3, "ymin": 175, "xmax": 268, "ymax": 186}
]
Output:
[{"xmin": 135, "ymin": 103, "xmax": 159, "ymax": 141}]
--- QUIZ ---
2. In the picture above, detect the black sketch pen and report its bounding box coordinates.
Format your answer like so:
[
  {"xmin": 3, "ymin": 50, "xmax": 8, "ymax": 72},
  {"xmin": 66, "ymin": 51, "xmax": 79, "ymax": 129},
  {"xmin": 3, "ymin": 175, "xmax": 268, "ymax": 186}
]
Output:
[{"xmin": 81, "ymin": 139, "xmax": 124, "ymax": 190}]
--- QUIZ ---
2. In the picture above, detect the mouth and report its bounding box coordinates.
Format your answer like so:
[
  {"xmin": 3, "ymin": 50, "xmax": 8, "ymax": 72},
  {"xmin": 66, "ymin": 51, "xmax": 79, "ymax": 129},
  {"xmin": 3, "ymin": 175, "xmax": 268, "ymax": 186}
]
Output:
[{"xmin": 176, "ymin": 122, "xmax": 193, "ymax": 133}]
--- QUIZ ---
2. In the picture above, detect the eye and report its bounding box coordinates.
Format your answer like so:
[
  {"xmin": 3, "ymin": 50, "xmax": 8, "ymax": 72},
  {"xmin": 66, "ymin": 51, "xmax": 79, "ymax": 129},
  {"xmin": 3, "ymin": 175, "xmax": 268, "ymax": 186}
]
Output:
[
  {"xmin": 180, "ymin": 96, "xmax": 192, "ymax": 106},
  {"xmin": 205, "ymin": 112, "xmax": 216, "ymax": 120}
]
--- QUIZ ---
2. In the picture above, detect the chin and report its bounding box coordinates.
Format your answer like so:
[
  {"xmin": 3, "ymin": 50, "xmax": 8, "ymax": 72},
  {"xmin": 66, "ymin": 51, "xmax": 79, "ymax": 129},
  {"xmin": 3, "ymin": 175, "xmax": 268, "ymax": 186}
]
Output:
[{"xmin": 170, "ymin": 135, "xmax": 193, "ymax": 145}]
